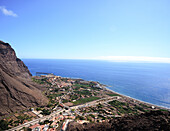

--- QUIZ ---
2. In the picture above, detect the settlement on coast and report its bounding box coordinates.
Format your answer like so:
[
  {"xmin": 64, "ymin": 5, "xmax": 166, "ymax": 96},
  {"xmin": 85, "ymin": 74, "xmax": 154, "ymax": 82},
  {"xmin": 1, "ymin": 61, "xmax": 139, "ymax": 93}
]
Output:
[{"xmin": 5, "ymin": 73, "xmax": 169, "ymax": 131}]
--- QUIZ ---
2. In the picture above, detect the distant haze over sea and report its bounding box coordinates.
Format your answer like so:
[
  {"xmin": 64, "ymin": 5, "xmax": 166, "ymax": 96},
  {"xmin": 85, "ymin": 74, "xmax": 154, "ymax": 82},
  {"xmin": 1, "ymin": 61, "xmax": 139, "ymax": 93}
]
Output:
[
  {"xmin": 93, "ymin": 56, "xmax": 170, "ymax": 63},
  {"xmin": 23, "ymin": 59, "xmax": 170, "ymax": 108}
]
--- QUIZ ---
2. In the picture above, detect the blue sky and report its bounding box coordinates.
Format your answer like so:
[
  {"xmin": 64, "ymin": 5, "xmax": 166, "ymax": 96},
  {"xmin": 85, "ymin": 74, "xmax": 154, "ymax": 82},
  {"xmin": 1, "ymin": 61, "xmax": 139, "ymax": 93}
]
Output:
[{"xmin": 0, "ymin": 0, "xmax": 170, "ymax": 61}]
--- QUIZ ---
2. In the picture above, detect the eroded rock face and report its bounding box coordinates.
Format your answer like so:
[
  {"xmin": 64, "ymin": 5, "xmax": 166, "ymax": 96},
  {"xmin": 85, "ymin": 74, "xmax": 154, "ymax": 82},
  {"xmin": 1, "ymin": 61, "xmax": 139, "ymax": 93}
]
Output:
[
  {"xmin": 0, "ymin": 41, "xmax": 48, "ymax": 116},
  {"xmin": 0, "ymin": 41, "xmax": 31, "ymax": 78},
  {"xmin": 67, "ymin": 110, "xmax": 170, "ymax": 131}
]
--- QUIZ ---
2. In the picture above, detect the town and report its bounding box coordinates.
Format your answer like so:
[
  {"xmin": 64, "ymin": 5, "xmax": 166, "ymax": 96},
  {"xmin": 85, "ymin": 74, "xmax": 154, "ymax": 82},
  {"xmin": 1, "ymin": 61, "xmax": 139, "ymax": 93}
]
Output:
[{"xmin": 2, "ymin": 73, "xmax": 167, "ymax": 131}]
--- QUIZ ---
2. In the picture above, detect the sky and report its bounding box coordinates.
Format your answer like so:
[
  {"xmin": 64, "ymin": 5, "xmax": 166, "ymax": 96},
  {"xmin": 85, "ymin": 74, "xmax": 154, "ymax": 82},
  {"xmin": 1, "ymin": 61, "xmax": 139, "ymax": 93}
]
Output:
[{"xmin": 0, "ymin": 0, "xmax": 170, "ymax": 62}]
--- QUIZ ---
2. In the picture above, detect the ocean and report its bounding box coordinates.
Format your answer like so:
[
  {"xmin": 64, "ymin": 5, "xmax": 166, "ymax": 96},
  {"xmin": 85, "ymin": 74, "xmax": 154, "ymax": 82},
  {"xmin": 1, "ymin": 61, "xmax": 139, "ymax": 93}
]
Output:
[{"xmin": 22, "ymin": 59, "xmax": 170, "ymax": 108}]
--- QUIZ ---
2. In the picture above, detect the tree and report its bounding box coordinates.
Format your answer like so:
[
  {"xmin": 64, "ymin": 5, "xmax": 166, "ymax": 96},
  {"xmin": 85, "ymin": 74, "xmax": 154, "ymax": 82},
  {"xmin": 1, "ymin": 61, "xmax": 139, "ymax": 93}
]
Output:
[
  {"xmin": 41, "ymin": 109, "xmax": 51, "ymax": 115},
  {"xmin": 0, "ymin": 120, "xmax": 8, "ymax": 130}
]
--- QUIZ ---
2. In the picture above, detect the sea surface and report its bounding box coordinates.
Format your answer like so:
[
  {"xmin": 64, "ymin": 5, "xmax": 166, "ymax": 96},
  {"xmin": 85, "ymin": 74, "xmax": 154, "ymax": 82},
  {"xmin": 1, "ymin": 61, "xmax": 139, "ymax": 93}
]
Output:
[{"xmin": 22, "ymin": 59, "xmax": 170, "ymax": 108}]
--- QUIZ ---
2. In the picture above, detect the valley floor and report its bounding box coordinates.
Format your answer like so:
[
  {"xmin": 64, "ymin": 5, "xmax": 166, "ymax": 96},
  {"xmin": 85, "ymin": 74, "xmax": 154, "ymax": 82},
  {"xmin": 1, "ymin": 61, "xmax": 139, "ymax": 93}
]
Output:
[{"xmin": 2, "ymin": 74, "xmax": 169, "ymax": 131}]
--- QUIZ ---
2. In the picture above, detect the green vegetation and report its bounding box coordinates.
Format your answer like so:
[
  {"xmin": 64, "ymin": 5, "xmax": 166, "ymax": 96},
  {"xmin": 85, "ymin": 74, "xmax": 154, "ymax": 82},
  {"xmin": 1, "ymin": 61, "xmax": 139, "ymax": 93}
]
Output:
[
  {"xmin": 54, "ymin": 88, "xmax": 59, "ymax": 92},
  {"xmin": 17, "ymin": 115, "xmax": 28, "ymax": 123},
  {"xmin": 86, "ymin": 116, "xmax": 92, "ymax": 122},
  {"xmin": 63, "ymin": 99, "xmax": 69, "ymax": 103},
  {"xmin": 75, "ymin": 115, "xmax": 85, "ymax": 120},
  {"xmin": 47, "ymin": 103, "xmax": 53, "ymax": 108},
  {"xmin": 134, "ymin": 105, "xmax": 146, "ymax": 112},
  {"xmin": 89, "ymin": 114, "xmax": 95, "ymax": 118},
  {"xmin": 73, "ymin": 84, "xmax": 89, "ymax": 89},
  {"xmin": 47, "ymin": 93, "xmax": 63, "ymax": 100},
  {"xmin": 71, "ymin": 109, "xmax": 75, "ymax": 112},
  {"xmin": 98, "ymin": 114, "xmax": 105, "ymax": 120},
  {"xmin": 27, "ymin": 128, "xmax": 32, "ymax": 131},
  {"xmin": 32, "ymin": 78, "xmax": 46, "ymax": 84},
  {"xmin": 0, "ymin": 120, "xmax": 9, "ymax": 131},
  {"xmin": 41, "ymin": 109, "xmax": 51, "ymax": 115},
  {"xmin": 107, "ymin": 93, "xmax": 120, "ymax": 96},
  {"xmin": 72, "ymin": 96, "xmax": 100, "ymax": 105},
  {"xmin": 74, "ymin": 90, "xmax": 91, "ymax": 96},
  {"xmin": 36, "ymin": 107, "xmax": 41, "ymax": 111},
  {"xmin": 97, "ymin": 103, "xmax": 103, "ymax": 108},
  {"xmin": 109, "ymin": 100, "xmax": 127, "ymax": 107},
  {"xmin": 32, "ymin": 78, "xmax": 51, "ymax": 85},
  {"xmin": 63, "ymin": 86, "xmax": 70, "ymax": 91},
  {"xmin": 78, "ymin": 90, "xmax": 91, "ymax": 95},
  {"xmin": 91, "ymin": 86, "xmax": 101, "ymax": 90},
  {"xmin": 159, "ymin": 109, "xmax": 168, "ymax": 112},
  {"xmin": 109, "ymin": 100, "xmax": 135, "ymax": 114},
  {"xmin": 139, "ymin": 103, "xmax": 149, "ymax": 108},
  {"xmin": 70, "ymin": 95, "xmax": 78, "ymax": 100},
  {"xmin": 8, "ymin": 114, "xmax": 32, "ymax": 125}
]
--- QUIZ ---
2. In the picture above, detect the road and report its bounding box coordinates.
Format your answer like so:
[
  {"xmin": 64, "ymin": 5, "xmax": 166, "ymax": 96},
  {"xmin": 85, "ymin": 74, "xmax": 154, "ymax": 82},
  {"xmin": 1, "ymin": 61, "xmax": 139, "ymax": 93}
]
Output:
[
  {"xmin": 7, "ymin": 108, "xmax": 64, "ymax": 131},
  {"xmin": 7, "ymin": 87, "xmax": 73, "ymax": 131},
  {"xmin": 70, "ymin": 96, "xmax": 120, "ymax": 110},
  {"xmin": 7, "ymin": 96, "xmax": 120, "ymax": 131}
]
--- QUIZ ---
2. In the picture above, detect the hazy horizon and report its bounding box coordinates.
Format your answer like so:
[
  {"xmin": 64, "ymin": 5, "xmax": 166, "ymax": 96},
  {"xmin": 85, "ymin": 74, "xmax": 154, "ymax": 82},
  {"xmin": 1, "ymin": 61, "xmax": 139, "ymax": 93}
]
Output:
[{"xmin": 21, "ymin": 56, "xmax": 170, "ymax": 64}]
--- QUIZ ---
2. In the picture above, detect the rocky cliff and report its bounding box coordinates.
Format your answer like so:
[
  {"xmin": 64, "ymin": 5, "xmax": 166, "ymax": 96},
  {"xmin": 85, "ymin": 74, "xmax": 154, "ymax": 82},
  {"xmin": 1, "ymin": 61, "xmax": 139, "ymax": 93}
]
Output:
[
  {"xmin": 0, "ymin": 41, "xmax": 48, "ymax": 116},
  {"xmin": 0, "ymin": 41, "xmax": 31, "ymax": 78}
]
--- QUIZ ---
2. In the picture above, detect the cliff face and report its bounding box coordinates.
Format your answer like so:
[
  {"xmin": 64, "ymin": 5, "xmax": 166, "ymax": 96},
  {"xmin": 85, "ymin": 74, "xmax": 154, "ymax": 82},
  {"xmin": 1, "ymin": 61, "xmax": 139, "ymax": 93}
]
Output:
[
  {"xmin": 0, "ymin": 41, "xmax": 48, "ymax": 116},
  {"xmin": 0, "ymin": 41, "xmax": 31, "ymax": 78}
]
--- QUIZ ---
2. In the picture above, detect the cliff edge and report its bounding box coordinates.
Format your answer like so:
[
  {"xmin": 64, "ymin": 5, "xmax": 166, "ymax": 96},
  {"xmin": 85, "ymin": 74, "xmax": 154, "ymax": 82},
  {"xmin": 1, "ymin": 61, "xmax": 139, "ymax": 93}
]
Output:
[{"xmin": 0, "ymin": 41, "xmax": 48, "ymax": 116}]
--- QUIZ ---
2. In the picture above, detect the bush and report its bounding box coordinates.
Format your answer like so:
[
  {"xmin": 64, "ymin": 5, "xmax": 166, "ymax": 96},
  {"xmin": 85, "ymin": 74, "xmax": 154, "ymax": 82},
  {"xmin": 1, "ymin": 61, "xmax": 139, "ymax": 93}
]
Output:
[{"xmin": 36, "ymin": 107, "xmax": 41, "ymax": 111}]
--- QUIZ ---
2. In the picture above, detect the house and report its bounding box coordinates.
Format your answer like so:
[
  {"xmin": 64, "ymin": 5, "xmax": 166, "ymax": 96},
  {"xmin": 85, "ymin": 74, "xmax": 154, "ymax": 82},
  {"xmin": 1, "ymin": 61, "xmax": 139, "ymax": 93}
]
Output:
[
  {"xmin": 29, "ymin": 124, "xmax": 41, "ymax": 131},
  {"xmin": 29, "ymin": 124, "xmax": 47, "ymax": 131},
  {"xmin": 43, "ymin": 124, "xmax": 49, "ymax": 131}
]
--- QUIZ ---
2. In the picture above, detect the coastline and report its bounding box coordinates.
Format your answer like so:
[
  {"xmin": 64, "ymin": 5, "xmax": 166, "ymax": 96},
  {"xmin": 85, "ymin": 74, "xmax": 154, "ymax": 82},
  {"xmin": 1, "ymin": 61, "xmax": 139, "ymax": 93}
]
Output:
[
  {"xmin": 39, "ymin": 73, "xmax": 170, "ymax": 110},
  {"xmin": 33, "ymin": 73, "xmax": 170, "ymax": 110},
  {"xmin": 24, "ymin": 59, "xmax": 170, "ymax": 112},
  {"xmin": 68, "ymin": 77, "xmax": 170, "ymax": 110},
  {"xmin": 50, "ymin": 74, "xmax": 170, "ymax": 111},
  {"xmin": 103, "ymin": 85, "xmax": 170, "ymax": 111}
]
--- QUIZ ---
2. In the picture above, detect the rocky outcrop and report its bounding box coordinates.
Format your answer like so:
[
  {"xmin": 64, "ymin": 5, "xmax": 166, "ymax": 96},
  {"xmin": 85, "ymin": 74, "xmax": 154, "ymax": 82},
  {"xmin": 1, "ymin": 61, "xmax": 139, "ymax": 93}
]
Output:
[
  {"xmin": 0, "ymin": 41, "xmax": 31, "ymax": 78},
  {"xmin": 67, "ymin": 110, "xmax": 170, "ymax": 131},
  {"xmin": 0, "ymin": 41, "xmax": 48, "ymax": 116}
]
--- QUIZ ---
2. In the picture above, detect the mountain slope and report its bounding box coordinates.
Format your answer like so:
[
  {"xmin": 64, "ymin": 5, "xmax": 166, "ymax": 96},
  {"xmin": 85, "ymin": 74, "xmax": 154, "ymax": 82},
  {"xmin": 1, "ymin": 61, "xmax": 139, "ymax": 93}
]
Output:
[
  {"xmin": 0, "ymin": 41, "xmax": 48, "ymax": 116},
  {"xmin": 67, "ymin": 110, "xmax": 170, "ymax": 131}
]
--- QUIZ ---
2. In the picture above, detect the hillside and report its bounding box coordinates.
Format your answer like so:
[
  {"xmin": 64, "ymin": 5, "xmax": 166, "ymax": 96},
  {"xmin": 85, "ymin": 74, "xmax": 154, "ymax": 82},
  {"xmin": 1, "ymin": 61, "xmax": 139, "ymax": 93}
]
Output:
[
  {"xmin": 0, "ymin": 41, "xmax": 48, "ymax": 116},
  {"xmin": 67, "ymin": 110, "xmax": 170, "ymax": 131}
]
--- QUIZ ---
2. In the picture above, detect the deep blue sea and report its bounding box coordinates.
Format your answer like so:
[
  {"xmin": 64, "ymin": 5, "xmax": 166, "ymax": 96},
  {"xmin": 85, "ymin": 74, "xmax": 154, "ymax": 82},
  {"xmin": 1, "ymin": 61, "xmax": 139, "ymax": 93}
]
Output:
[{"xmin": 22, "ymin": 59, "xmax": 170, "ymax": 108}]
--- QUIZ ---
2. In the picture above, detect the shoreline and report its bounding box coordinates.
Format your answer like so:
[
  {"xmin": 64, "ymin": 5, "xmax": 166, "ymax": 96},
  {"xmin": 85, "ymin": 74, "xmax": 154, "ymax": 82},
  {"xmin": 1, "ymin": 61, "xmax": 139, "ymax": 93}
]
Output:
[
  {"xmin": 34, "ymin": 74, "xmax": 170, "ymax": 110},
  {"xmin": 103, "ymin": 86, "xmax": 170, "ymax": 111},
  {"xmin": 73, "ymin": 77, "xmax": 170, "ymax": 110}
]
